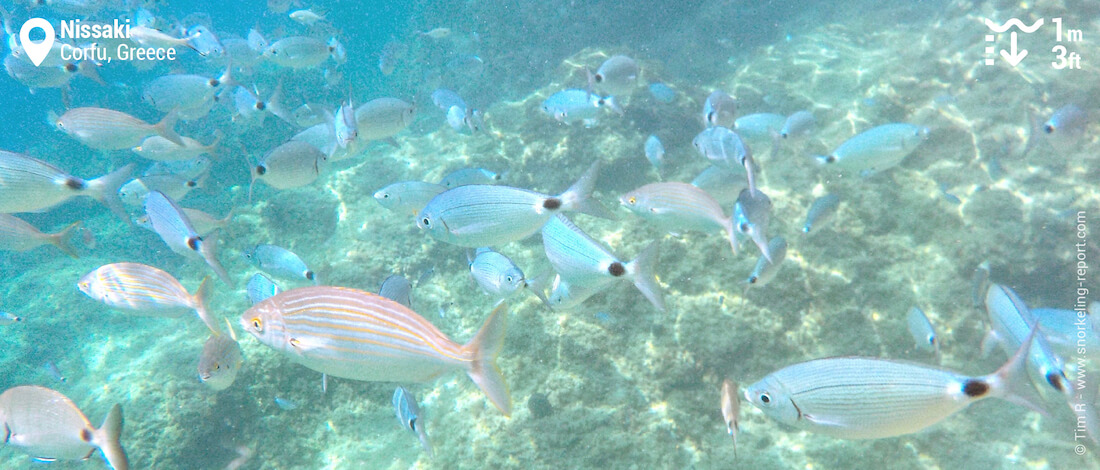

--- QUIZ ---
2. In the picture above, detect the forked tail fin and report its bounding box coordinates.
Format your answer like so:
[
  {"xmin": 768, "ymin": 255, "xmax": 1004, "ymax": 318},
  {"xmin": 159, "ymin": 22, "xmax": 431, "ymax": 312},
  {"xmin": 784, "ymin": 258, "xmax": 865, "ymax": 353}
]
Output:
[{"xmin": 464, "ymin": 303, "xmax": 511, "ymax": 416}]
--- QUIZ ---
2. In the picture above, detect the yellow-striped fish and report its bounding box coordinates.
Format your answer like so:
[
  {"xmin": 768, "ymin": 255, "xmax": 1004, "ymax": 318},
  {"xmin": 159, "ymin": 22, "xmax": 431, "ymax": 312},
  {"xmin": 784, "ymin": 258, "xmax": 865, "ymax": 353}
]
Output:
[
  {"xmin": 241, "ymin": 286, "xmax": 511, "ymax": 415},
  {"xmin": 0, "ymin": 151, "xmax": 132, "ymax": 216},
  {"xmin": 78, "ymin": 262, "xmax": 220, "ymax": 334},
  {"xmin": 56, "ymin": 107, "xmax": 183, "ymax": 150},
  {"xmin": 0, "ymin": 215, "xmax": 82, "ymax": 258}
]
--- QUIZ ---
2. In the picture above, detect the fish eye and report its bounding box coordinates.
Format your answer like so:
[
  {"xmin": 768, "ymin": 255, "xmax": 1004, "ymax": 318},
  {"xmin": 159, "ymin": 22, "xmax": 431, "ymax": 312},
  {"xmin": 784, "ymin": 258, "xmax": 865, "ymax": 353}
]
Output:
[
  {"xmin": 594, "ymin": 74, "xmax": 604, "ymax": 83},
  {"xmin": 421, "ymin": 217, "xmax": 431, "ymax": 227},
  {"xmin": 64, "ymin": 63, "xmax": 77, "ymax": 72},
  {"xmin": 251, "ymin": 318, "xmax": 263, "ymax": 331},
  {"xmin": 255, "ymin": 165, "xmax": 267, "ymax": 175},
  {"xmin": 627, "ymin": 196, "xmax": 636, "ymax": 205},
  {"xmin": 381, "ymin": 193, "xmax": 390, "ymax": 199},
  {"xmin": 738, "ymin": 222, "xmax": 750, "ymax": 233},
  {"xmin": 759, "ymin": 392, "xmax": 771, "ymax": 404},
  {"xmin": 1043, "ymin": 124, "xmax": 1055, "ymax": 134},
  {"xmin": 209, "ymin": 79, "xmax": 219, "ymax": 87},
  {"xmin": 505, "ymin": 275, "xmax": 513, "ymax": 283},
  {"xmin": 825, "ymin": 155, "xmax": 837, "ymax": 163}
]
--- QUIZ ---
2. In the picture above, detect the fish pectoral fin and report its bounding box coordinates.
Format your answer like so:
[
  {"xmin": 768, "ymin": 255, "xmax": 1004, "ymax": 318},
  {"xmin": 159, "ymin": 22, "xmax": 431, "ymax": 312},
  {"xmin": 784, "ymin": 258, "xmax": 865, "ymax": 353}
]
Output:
[
  {"xmin": 802, "ymin": 413, "xmax": 850, "ymax": 429},
  {"xmin": 288, "ymin": 337, "xmax": 325, "ymax": 353},
  {"xmin": 450, "ymin": 221, "xmax": 496, "ymax": 235}
]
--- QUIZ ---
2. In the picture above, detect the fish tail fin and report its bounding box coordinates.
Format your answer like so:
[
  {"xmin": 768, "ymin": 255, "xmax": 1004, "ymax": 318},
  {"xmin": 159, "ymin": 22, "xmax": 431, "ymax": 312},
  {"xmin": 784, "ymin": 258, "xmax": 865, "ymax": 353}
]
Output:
[
  {"xmin": 94, "ymin": 404, "xmax": 129, "ymax": 470},
  {"xmin": 267, "ymin": 81, "xmax": 295, "ymax": 126},
  {"xmin": 199, "ymin": 232, "xmax": 234, "ymax": 287},
  {"xmin": 743, "ymin": 154, "xmax": 758, "ymax": 196},
  {"xmin": 603, "ymin": 95, "xmax": 624, "ymax": 116},
  {"xmin": 86, "ymin": 163, "xmax": 134, "ymax": 221},
  {"xmin": 986, "ymin": 325, "xmax": 1049, "ymax": 416},
  {"xmin": 77, "ymin": 60, "xmax": 106, "ymax": 85},
  {"xmin": 724, "ymin": 217, "xmax": 739, "ymax": 256},
  {"xmin": 464, "ymin": 303, "xmax": 512, "ymax": 416},
  {"xmin": 628, "ymin": 242, "xmax": 665, "ymax": 312},
  {"xmin": 417, "ymin": 428, "xmax": 434, "ymax": 458},
  {"xmin": 206, "ymin": 130, "xmax": 224, "ymax": 157},
  {"xmin": 192, "ymin": 276, "xmax": 222, "ymax": 335},
  {"xmin": 154, "ymin": 110, "xmax": 183, "ymax": 146},
  {"xmin": 558, "ymin": 160, "xmax": 615, "ymax": 219},
  {"xmin": 50, "ymin": 221, "xmax": 83, "ymax": 258}
]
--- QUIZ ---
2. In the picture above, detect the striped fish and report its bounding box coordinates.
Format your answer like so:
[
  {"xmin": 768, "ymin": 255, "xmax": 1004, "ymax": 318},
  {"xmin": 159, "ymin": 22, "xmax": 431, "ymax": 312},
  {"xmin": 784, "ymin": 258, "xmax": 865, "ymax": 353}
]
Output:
[
  {"xmin": 56, "ymin": 107, "xmax": 182, "ymax": 150},
  {"xmin": 541, "ymin": 214, "xmax": 664, "ymax": 311},
  {"xmin": 745, "ymin": 327, "xmax": 1043, "ymax": 439},
  {"xmin": 77, "ymin": 262, "xmax": 219, "ymax": 334},
  {"xmin": 620, "ymin": 182, "xmax": 736, "ymax": 255},
  {"xmin": 241, "ymin": 286, "xmax": 512, "ymax": 415},
  {"xmin": 416, "ymin": 161, "xmax": 612, "ymax": 247},
  {"xmin": 0, "ymin": 151, "xmax": 131, "ymax": 216},
  {"xmin": 145, "ymin": 190, "xmax": 233, "ymax": 286},
  {"xmin": 0, "ymin": 215, "xmax": 82, "ymax": 258}
]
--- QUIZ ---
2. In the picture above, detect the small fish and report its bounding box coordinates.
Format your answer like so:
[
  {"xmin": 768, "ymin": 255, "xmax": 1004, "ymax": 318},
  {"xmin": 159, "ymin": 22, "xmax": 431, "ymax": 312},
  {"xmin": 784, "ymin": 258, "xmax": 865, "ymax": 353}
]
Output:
[
  {"xmin": 644, "ymin": 135, "xmax": 665, "ymax": 171},
  {"xmin": 1042, "ymin": 104, "xmax": 1087, "ymax": 136},
  {"xmin": 734, "ymin": 188, "xmax": 773, "ymax": 261},
  {"xmin": 144, "ymin": 191, "xmax": 233, "ymax": 287},
  {"xmin": 983, "ymin": 283, "xmax": 1069, "ymax": 397},
  {"xmin": 590, "ymin": 55, "xmax": 638, "ymax": 97},
  {"xmin": 1032, "ymin": 307, "xmax": 1100, "ymax": 359},
  {"xmin": 78, "ymin": 262, "xmax": 219, "ymax": 334},
  {"xmin": 648, "ymin": 83, "xmax": 676, "ymax": 103},
  {"xmin": 142, "ymin": 71, "xmax": 229, "ymax": 113},
  {"xmin": 246, "ymin": 273, "xmax": 283, "ymax": 305},
  {"xmin": 355, "ymin": 97, "xmax": 416, "ymax": 141},
  {"xmin": 546, "ymin": 274, "xmax": 603, "ymax": 310},
  {"xmin": 780, "ymin": 110, "xmax": 815, "ymax": 139},
  {"xmin": 971, "ymin": 261, "xmax": 991, "ymax": 308},
  {"xmin": 541, "ymin": 89, "xmax": 621, "ymax": 125},
  {"xmin": 274, "ymin": 396, "xmax": 299, "ymax": 410},
  {"xmin": 703, "ymin": 90, "xmax": 737, "ymax": 128},
  {"xmin": 43, "ymin": 361, "xmax": 66, "ymax": 383},
  {"xmin": 374, "ymin": 181, "xmax": 448, "ymax": 216},
  {"xmin": 250, "ymin": 140, "xmax": 326, "ymax": 197},
  {"xmin": 907, "ymin": 306, "xmax": 941, "ymax": 359},
  {"xmin": 328, "ymin": 38, "xmax": 347, "ymax": 65},
  {"xmin": 541, "ymin": 214, "xmax": 664, "ymax": 311},
  {"xmin": 0, "ymin": 311, "xmax": 23, "ymax": 325},
  {"xmin": 417, "ymin": 161, "xmax": 612, "ymax": 247},
  {"xmin": 802, "ymin": 194, "xmax": 839, "ymax": 234},
  {"xmin": 938, "ymin": 182, "xmax": 961, "ymax": 205},
  {"xmin": 0, "ymin": 216, "xmax": 82, "ymax": 257},
  {"xmin": 692, "ymin": 126, "xmax": 756, "ymax": 193},
  {"xmin": 420, "ymin": 27, "xmax": 452, "ymax": 39},
  {"xmin": 378, "ymin": 274, "xmax": 413, "ymax": 308},
  {"xmin": 0, "ymin": 151, "xmax": 131, "ymax": 215},
  {"xmin": 816, "ymin": 123, "xmax": 930, "ymax": 175},
  {"xmin": 690, "ymin": 165, "xmax": 746, "ymax": 206},
  {"xmin": 745, "ymin": 237, "xmax": 787, "ymax": 287},
  {"xmin": 332, "ymin": 100, "xmax": 358, "ymax": 149},
  {"xmin": 469, "ymin": 247, "xmax": 526, "ymax": 299},
  {"xmin": 393, "ymin": 387, "xmax": 434, "ymax": 457},
  {"xmin": 129, "ymin": 25, "xmax": 197, "ymax": 49},
  {"xmin": 263, "ymin": 36, "xmax": 334, "ymax": 69},
  {"xmin": 439, "ymin": 168, "xmax": 500, "ymax": 188},
  {"xmin": 0, "ymin": 386, "xmax": 127, "ymax": 470},
  {"xmin": 187, "ymin": 25, "xmax": 224, "ymax": 57},
  {"xmin": 119, "ymin": 174, "xmax": 203, "ymax": 208},
  {"xmin": 620, "ymin": 182, "xmax": 737, "ymax": 255},
  {"xmin": 133, "ymin": 134, "xmax": 218, "ymax": 162},
  {"xmin": 290, "ymin": 9, "xmax": 326, "ymax": 25},
  {"xmin": 744, "ymin": 326, "xmax": 1044, "ymax": 439},
  {"xmin": 241, "ymin": 287, "xmax": 512, "ymax": 415},
  {"xmin": 243, "ymin": 244, "xmax": 317, "ymax": 283},
  {"xmin": 720, "ymin": 379, "xmax": 740, "ymax": 456},
  {"xmin": 57, "ymin": 107, "xmax": 182, "ymax": 150},
  {"xmin": 198, "ymin": 332, "xmax": 243, "ymax": 391},
  {"xmin": 733, "ymin": 113, "xmax": 786, "ymax": 142},
  {"xmin": 431, "ymin": 88, "xmax": 467, "ymax": 111}
]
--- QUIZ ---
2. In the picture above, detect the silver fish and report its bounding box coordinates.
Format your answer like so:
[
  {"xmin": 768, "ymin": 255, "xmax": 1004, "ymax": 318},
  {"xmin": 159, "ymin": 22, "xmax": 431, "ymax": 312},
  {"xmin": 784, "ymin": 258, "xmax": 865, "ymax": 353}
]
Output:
[
  {"xmin": 745, "ymin": 236, "xmax": 787, "ymax": 287},
  {"xmin": 56, "ymin": 107, "xmax": 182, "ymax": 150},
  {"xmin": 469, "ymin": 247, "xmax": 526, "ymax": 299},
  {"xmin": 243, "ymin": 244, "xmax": 317, "ymax": 283},
  {"xmin": 129, "ymin": 25, "xmax": 197, "ymax": 49},
  {"xmin": 439, "ymin": 168, "xmax": 500, "ymax": 188},
  {"xmin": 802, "ymin": 194, "xmax": 839, "ymax": 234},
  {"xmin": 0, "ymin": 216, "xmax": 81, "ymax": 257},
  {"xmin": 431, "ymin": 88, "xmax": 467, "ymax": 111},
  {"xmin": 333, "ymin": 99, "xmax": 358, "ymax": 149},
  {"xmin": 246, "ymin": 273, "xmax": 283, "ymax": 305},
  {"xmin": 1042, "ymin": 104, "xmax": 1087, "ymax": 136},
  {"xmin": 133, "ymin": 134, "xmax": 218, "ymax": 162},
  {"xmin": 745, "ymin": 327, "xmax": 1043, "ymax": 439},
  {"xmin": 78, "ymin": 262, "xmax": 219, "ymax": 334},
  {"xmin": 692, "ymin": 126, "xmax": 756, "ymax": 193},
  {"xmin": 198, "ymin": 333, "xmax": 243, "ymax": 391},
  {"xmin": 644, "ymin": 134, "xmax": 665, "ymax": 171},
  {"xmin": 274, "ymin": 396, "xmax": 299, "ymax": 410},
  {"xmin": 0, "ymin": 311, "xmax": 23, "ymax": 324},
  {"xmin": 144, "ymin": 191, "xmax": 233, "ymax": 286},
  {"xmin": 734, "ymin": 188, "xmax": 773, "ymax": 261},
  {"xmin": 43, "ymin": 361, "xmax": 66, "ymax": 383},
  {"xmin": 142, "ymin": 71, "xmax": 228, "ymax": 113},
  {"xmin": 0, "ymin": 386, "xmax": 127, "ymax": 470},
  {"xmin": 542, "ymin": 214, "xmax": 664, "ymax": 311},
  {"xmin": 393, "ymin": 387, "xmax": 433, "ymax": 457},
  {"xmin": 187, "ymin": 25, "xmax": 224, "ymax": 57},
  {"xmin": 546, "ymin": 273, "xmax": 603, "ymax": 309},
  {"xmin": 907, "ymin": 306, "xmax": 940, "ymax": 359},
  {"xmin": 690, "ymin": 165, "xmax": 746, "ymax": 207},
  {"xmin": 355, "ymin": 97, "xmax": 416, "ymax": 141},
  {"xmin": 816, "ymin": 123, "xmax": 930, "ymax": 175},
  {"xmin": 540, "ymin": 89, "xmax": 621, "ymax": 125},
  {"xmin": 119, "ymin": 174, "xmax": 203, "ymax": 208},
  {"xmin": 250, "ymin": 140, "xmax": 326, "ymax": 197},
  {"xmin": 378, "ymin": 274, "xmax": 413, "ymax": 308},
  {"xmin": 373, "ymin": 181, "xmax": 448, "ymax": 216},
  {"xmin": 590, "ymin": 55, "xmax": 638, "ymax": 97},
  {"xmin": 703, "ymin": 90, "xmax": 737, "ymax": 128},
  {"xmin": 417, "ymin": 161, "xmax": 612, "ymax": 247},
  {"xmin": 0, "ymin": 151, "xmax": 131, "ymax": 216},
  {"xmin": 263, "ymin": 36, "xmax": 333, "ymax": 68},
  {"xmin": 983, "ymin": 283, "xmax": 1069, "ymax": 397},
  {"xmin": 780, "ymin": 110, "xmax": 816, "ymax": 139},
  {"xmin": 720, "ymin": 379, "xmax": 740, "ymax": 457},
  {"xmin": 620, "ymin": 182, "xmax": 736, "ymax": 255}
]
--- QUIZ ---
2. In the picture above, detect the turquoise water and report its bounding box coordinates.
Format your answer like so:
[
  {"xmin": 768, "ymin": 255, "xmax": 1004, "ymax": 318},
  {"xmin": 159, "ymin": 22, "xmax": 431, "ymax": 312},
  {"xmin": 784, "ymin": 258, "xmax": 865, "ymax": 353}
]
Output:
[{"xmin": 0, "ymin": 0, "xmax": 1098, "ymax": 468}]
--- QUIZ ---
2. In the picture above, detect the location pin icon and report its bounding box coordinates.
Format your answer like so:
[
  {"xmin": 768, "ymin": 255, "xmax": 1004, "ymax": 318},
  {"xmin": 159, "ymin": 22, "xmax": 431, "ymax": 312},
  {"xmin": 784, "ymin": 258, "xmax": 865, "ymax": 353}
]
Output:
[{"xmin": 19, "ymin": 18, "xmax": 55, "ymax": 67}]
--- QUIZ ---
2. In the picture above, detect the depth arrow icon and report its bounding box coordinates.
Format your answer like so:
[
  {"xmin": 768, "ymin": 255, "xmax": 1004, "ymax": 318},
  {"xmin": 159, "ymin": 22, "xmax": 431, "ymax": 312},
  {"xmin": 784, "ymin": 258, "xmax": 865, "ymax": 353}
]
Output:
[{"xmin": 1000, "ymin": 32, "xmax": 1028, "ymax": 66}]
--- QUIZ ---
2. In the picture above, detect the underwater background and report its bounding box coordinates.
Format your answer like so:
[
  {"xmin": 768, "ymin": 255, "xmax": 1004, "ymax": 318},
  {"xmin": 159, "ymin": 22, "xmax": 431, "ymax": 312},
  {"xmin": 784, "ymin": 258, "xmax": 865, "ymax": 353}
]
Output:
[{"xmin": 0, "ymin": 0, "xmax": 1098, "ymax": 468}]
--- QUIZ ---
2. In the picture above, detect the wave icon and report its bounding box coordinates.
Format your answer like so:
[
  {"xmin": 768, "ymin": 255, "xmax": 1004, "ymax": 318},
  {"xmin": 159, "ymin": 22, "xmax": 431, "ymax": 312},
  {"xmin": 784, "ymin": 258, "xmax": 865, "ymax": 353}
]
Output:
[{"xmin": 984, "ymin": 18, "xmax": 1044, "ymax": 33}]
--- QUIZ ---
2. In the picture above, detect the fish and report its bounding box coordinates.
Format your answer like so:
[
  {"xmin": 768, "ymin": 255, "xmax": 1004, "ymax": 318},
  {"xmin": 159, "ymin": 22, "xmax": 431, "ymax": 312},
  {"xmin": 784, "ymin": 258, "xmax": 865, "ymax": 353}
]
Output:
[
  {"xmin": 734, "ymin": 188, "xmax": 773, "ymax": 261},
  {"xmin": 720, "ymin": 379, "xmax": 740, "ymax": 456},
  {"xmin": 0, "ymin": 385, "xmax": 127, "ymax": 470},
  {"xmin": 187, "ymin": 25, "xmax": 224, "ymax": 57},
  {"xmin": 393, "ymin": 387, "xmax": 433, "ymax": 457},
  {"xmin": 745, "ymin": 237, "xmax": 787, "ymax": 287},
  {"xmin": 0, "ymin": 151, "xmax": 132, "ymax": 216},
  {"xmin": 0, "ymin": 311, "xmax": 22, "ymax": 324},
  {"xmin": 469, "ymin": 247, "xmax": 526, "ymax": 299},
  {"xmin": 816, "ymin": 123, "xmax": 930, "ymax": 175},
  {"xmin": 119, "ymin": 174, "xmax": 203, "ymax": 208},
  {"xmin": 906, "ymin": 306, "xmax": 940, "ymax": 359},
  {"xmin": 198, "ymin": 332, "xmax": 243, "ymax": 391},
  {"xmin": 43, "ymin": 361, "xmax": 66, "ymax": 383},
  {"xmin": 0, "ymin": 216, "xmax": 82, "ymax": 257},
  {"xmin": 546, "ymin": 273, "xmax": 603, "ymax": 310},
  {"xmin": 420, "ymin": 27, "xmax": 452, "ymax": 39},
  {"xmin": 690, "ymin": 165, "xmax": 747, "ymax": 206},
  {"xmin": 734, "ymin": 113, "xmax": 784, "ymax": 158},
  {"xmin": 644, "ymin": 135, "xmax": 665, "ymax": 171},
  {"xmin": 133, "ymin": 134, "xmax": 218, "ymax": 162},
  {"xmin": 129, "ymin": 25, "xmax": 197, "ymax": 50},
  {"xmin": 373, "ymin": 181, "xmax": 448, "ymax": 216},
  {"xmin": 540, "ymin": 89, "xmax": 621, "ymax": 125},
  {"xmin": 983, "ymin": 283, "xmax": 1069, "ymax": 397},
  {"xmin": 744, "ymin": 326, "xmax": 1043, "ymax": 439},
  {"xmin": 377, "ymin": 274, "xmax": 413, "ymax": 308},
  {"xmin": 273, "ymin": 396, "xmax": 299, "ymax": 410},
  {"xmin": 417, "ymin": 160, "xmax": 612, "ymax": 247},
  {"xmin": 332, "ymin": 99, "xmax": 358, "ymax": 149},
  {"xmin": 243, "ymin": 244, "xmax": 317, "ymax": 284},
  {"xmin": 691, "ymin": 126, "xmax": 756, "ymax": 193},
  {"xmin": 246, "ymin": 273, "xmax": 283, "ymax": 305},
  {"xmin": 1031, "ymin": 307, "xmax": 1100, "ymax": 358},
  {"xmin": 802, "ymin": 194, "xmax": 840, "ymax": 234},
  {"xmin": 354, "ymin": 97, "xmax": 416, "ymax": 142},
  {"xmin": 431, "ymin": 89, "xmax": 467, "ymax": 112},
  {"xmin": 971, "ymin": 261, "xmax": 991, "ymax": 309},
  {"xmin": 648, "ymin": 83, "xmax": 676, "ymax": 103},
  {"xmin": 250, "ymin": 140, "xmax": 326, "ymax": 197},
  {"xmin": 780, "ymin": 110, "xmax": 816, "ymax": 139},
  {"xmin": 263, "ymin": 36, "xmax": 334, "ymax": 68},
  {"xmin": 703, "ymin": 90, "xmax": 737, "ymax": 128},
  {"xmin": 240, "ymin": 286, "xmax": 512, "ymax": 415},
  {"xmin": 142, "ymin": 71, "xmax": 230, "ymax": 113},
  {"xmin": 144, "ymin": 190, "xmax": 233, "ymax": 287},
  {"xmin": 144, "ymin": 156, "xmax": 213, "ymax": 181},
  {"xmin": 77, "ymin": 262, "xmax": 219, "ymax": 334},
  {"xmin": 590, "ymin": 55, "xmax": 638, "ymax": 97},
  {"xmin": 290, "ymin": 9, "xmax": 326, "ymax": 25},
  {"xmin": 1042, "ymin": 104, "xmax": 1087, "ymax": 136},
  {"xmin": 541, "ymin": 214, "xmax": 664, "ymax": 311},
  {"xmin": 4, "ymin": 54, "xmax": 102, "ymax": 92},
  {"xmin": 56, "ymin": 107, "xmax": 182, "ymax": 150},
  {"xmin": 440, "ymin": 168, "xmax": 501, "ymax": 188},
  {"xmin": 620, "ymin": 182, "xmax": 737, "ymax": 255}
]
